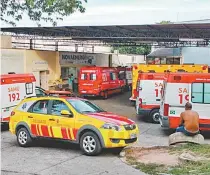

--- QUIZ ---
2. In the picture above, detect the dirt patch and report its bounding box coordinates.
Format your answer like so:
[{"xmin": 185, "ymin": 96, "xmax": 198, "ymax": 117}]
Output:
[
  {"xmin": 123, "ymin": 144, "xmax": 210, "ymax": 175},
  {"xmin": 126, "ymin": 147, "xmax": 179, "ymax": 166}
]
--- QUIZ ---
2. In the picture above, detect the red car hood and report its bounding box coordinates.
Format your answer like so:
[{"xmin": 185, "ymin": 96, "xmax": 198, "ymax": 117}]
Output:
[{"xmin": 86, "ymin": 112, "xmax": 135, "ymax": 125}]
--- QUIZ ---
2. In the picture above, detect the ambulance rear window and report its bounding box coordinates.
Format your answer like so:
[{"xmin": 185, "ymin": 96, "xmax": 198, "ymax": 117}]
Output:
[
  {"xmin": 90, "ymin": 73, "xmax": 97, "ymax": 80},
  {"xmin": 191, "ymin": 83, "xmax": 210, "ymax": 104},
  {"xmin": 25, "ymin": 83, "xmax": 33, "ymax": 95},
  {"xmin": 81, "ymin": 73, "xmax": 87, "ymax": 80}
]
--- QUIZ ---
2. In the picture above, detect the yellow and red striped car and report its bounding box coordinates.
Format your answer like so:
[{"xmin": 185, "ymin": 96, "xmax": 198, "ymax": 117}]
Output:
[{"xmin": 9, "ymin": 96, "xmax": 139, "ymax": 155}]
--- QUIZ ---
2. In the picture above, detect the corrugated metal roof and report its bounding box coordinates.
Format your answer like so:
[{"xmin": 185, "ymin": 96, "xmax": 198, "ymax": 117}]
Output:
[{"xmin": 1, "ymin": 23, "xmax": 210, "ymax": 43}]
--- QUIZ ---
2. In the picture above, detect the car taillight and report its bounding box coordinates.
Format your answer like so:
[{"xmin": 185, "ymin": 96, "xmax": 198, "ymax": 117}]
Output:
[
  {"xmin": 11, "ymin": 111, "xmax": 15, "ymax": 116},
  {"xmin": 164, "ymin": 104, "xmax": 169, "ymax": 116},
  {"xmin": 139, "ymin": 98, "xmax": 142, "ymax": 108}
]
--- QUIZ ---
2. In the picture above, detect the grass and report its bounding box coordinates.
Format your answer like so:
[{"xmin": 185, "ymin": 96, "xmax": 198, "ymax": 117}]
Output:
[
  {"xmin": 169, "ymin": 143, "xmax": 210, "ymax": 157},
  {"xmin": 125, "ymin": 144, "xmax": 210, "ymax": 175}
]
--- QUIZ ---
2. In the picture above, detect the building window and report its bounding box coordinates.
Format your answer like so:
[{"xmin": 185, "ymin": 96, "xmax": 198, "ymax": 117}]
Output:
[
  {"xmin": 90, "ymin": 73, "xmax": 97, "ymax": 80},
  {"xmin": 61, "ymin": 67, "xmax": 69, "ymax": 79},
  {"xmin": 191, "ymin": 83, "xmax": 210, "ymax": 104},
  {"xmin": 25, "ymin": 83, "xmax": 33, "ymax": 95}
]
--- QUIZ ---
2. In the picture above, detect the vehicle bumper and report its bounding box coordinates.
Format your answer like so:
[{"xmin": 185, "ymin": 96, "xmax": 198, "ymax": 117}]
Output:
[
  {"xmin": 129, "ymin": 97, "xmax": 136, "ymax": 102},
  {"xmin": 100, "ymin": 127, "xmax": 139, "ymax": 148},
  {"xmin": 159, "ymin": 114, "xmax": 170, "ymax": 129},
  {"xmin": 79, "ymin": 89, "xmax": 100, "ymax": 96},
  {"xmin": 137, "ymin": 108, "xmax": 150, "ymax": 117}
]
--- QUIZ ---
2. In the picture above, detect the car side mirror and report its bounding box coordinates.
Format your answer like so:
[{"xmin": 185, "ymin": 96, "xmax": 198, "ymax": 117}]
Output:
[{"xmin": 60, "ymin": 110, "xmax": 73, "ymax": 117}]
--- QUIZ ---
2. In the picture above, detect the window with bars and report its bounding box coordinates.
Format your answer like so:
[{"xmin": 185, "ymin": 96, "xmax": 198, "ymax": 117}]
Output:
[{"xmin": 25, "ymin": 83, "xmax": 33, "ymax": 95}]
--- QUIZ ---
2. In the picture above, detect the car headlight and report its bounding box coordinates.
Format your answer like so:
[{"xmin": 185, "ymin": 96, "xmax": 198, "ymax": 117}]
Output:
[{"xmin": 101, "ymin": 123, "xmax": 121, "ymax": 131}]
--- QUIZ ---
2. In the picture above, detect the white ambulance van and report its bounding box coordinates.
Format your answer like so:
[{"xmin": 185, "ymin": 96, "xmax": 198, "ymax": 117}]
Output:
[
  {"xmin": 1, "ymin": 74, "xmax": 36, "ymax": 123},
  {"xmin": 136, "ymin": 73, "xmax": 165, "ymax": 123},
  {"xmin": 159, "ymin": 73, "xmax": 210, "ymax": 131}
]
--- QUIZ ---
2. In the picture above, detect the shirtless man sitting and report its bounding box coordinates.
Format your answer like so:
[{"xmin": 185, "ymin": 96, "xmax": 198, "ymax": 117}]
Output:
[{"xmin": 176, "ymin": 102, "xmax": 200, "ymax": 136}]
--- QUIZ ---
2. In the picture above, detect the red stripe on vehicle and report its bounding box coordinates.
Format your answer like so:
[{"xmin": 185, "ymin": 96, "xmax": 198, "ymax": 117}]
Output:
[
  {"xmin": 2, "ymin": 117, "xmax": 10, "ymax": 122},
  {"xmin": 31, "ymin": 124, "xmax": 38, "ymax": 135},
  {"xmin": 141, "ymin": 104, "xmax": 160, "ymax": 109},
  {"xmin": 73, "ymin": 128, "xmax": 78, "ymax": 140},
  {"xmin": 67, "ymin": 128, "xmax": 72, "ymax": 140},
  {"xmin": 50, "ymin": 126, "xmax": 54, "ymax": 137},
  {"xmin": 61, "ymin": 128, "xmax": 68, "ymax": 139},
  {"xmin": 41, "ymin": 125, "xmax": 50, "ymax": 137},
  {"xmin": 36, "ymin": 125, "xmax": 41, "ymax": 136}
]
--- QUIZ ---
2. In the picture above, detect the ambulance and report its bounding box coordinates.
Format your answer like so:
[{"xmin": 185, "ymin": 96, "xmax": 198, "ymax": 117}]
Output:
[
  {"xmin": 136, "ymin": 72, "xmax": 166, "ymax": 123},
  {"xmin": 1, "ymin": 74, "xmax": 36, "ymax": 123},
  {"xmin": 79, "ymin": 66, "xmax": 126, "ymax": 99},
  {"xmin": 117, "ymin": 66, "xmax": 132, "ymax": 91},
  {"xmin": 159, "ymin": 73, "xmax": 210, "ymax": 131},
  {"xmin": 130, "ymin": 64, "xmax": 209, "ymax": 105}
]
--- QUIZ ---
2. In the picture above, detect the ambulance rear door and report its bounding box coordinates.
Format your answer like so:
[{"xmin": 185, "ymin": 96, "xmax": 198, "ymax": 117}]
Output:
[
  {"xmin": 1, "ymin": 79, "xmax": 36, "ymax": 122},
  {"xmin": 139, "ymin": 79, "xmax": 163, "ymax": 107},
  {"xmin": 189, "ymin": 82, "xmax": 210, "ymax": 130},
  {"xmin": 164, "ymin": 82, "xmax": 189, "ymax": 128}
]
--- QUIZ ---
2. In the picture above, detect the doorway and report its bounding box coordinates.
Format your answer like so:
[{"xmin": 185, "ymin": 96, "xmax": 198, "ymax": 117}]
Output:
[{"xmin": 40, "ymin": 71, "xmax": 48, "ymax": 90}]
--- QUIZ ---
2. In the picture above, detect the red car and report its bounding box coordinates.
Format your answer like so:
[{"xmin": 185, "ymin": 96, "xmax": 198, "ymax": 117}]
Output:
[{"xmin": 79, "ymin": 66, "xmax": 126, "ymax": 99}]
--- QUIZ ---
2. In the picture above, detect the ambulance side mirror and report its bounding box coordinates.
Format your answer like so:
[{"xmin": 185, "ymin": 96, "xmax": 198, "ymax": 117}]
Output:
[{"xmin": 61, "ymin": 110, "xmax": 73, "ymax": 117}]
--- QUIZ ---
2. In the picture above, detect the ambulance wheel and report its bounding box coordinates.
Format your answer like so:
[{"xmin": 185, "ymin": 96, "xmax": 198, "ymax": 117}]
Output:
[
  {"xmin": 149, "ymin": 109, "xmax": 160, "ymax": 124},
  {"xmin": 80, "ymin": 131, "xmax": 102, "ymax": 156},
  {"xmin": 103, "ymin": 91, "xmax": 108, "ymax": 99},
  {"xmin": 17, "ymin": 127, "xmax": 32, "ymax": 147}
]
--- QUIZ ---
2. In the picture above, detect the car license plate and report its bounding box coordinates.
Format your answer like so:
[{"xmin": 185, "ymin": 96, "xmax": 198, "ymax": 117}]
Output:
[
  {"xmin": 81, "ymin": 90, "xmax": 86, "ymax": 93},
  {"xmin": 130, "ymin": 133, "xmax": 137, "ymax": 139}
]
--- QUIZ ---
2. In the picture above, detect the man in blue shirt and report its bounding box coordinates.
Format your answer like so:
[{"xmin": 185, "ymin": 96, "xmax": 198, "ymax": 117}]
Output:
[{"xmin": 68, "ymin": 74, "xmax": 74, "ymax": 91}]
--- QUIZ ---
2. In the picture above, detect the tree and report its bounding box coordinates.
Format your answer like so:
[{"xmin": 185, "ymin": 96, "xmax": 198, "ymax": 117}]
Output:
[
  {"xmin": 112, "ymin": 45, "xmax": 151, "ymax": 55},
  {"xmin": 0, "ymin": 0, "xmax": 87, "ymax": 26},
  {"xmin": 157, "ymin": 20, "xmax": 173, "ymax": 24}
]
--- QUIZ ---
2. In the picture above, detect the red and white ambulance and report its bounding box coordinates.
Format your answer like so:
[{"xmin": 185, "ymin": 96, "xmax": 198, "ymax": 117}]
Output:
[
  {"xmin": 136, "ymin": 73, "xmax": 166, "ymax": 123},
  {"xmin": 1, "ymin": 74, "xmax": 36, "ymax": 123},
  {"xmin": 159, "ymin": 73, "xmax": 210, "ymax": 131},
  {"xmin": 117, "ymin": 66, "xmax": 132, "ymax": 91},
  {"xmin": 79, "ymin": 66, "xmax": 126, "ymax": 99}
]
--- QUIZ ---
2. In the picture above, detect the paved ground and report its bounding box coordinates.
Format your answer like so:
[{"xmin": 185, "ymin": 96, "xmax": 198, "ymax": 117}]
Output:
[{"xmin": 1, "ymin": 92, "xmax": 210, "ymax": 175}]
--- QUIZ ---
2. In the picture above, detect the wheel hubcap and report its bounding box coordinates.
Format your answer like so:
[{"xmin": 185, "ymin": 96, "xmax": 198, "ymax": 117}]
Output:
[
  {"xmin": 153, "ymin": 112, "xmax": 160, "ymax": 122},
  {"xmin": 18, "ymin": 131, "xmax": 27, "ymax": 145},
  {"xmin": 83, "ymin": 136, "xmax": 96, "ymax": 153}
]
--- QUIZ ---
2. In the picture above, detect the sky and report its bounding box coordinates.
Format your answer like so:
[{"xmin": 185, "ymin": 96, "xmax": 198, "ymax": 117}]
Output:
[{"xmin": 1, "ymin": 0, "xmax": 210, "ymax": 27}]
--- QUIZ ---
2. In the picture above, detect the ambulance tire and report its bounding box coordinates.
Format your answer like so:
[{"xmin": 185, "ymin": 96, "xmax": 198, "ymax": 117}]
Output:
[
  {"xmin": 149, "ymin": 109, "xmax": 160, "ymax": 124},
  {"xmin": 80, "ymin": 131, "xmax": 102, "ymax": 156},
  {"xmin": 17, "ymin": 127, "xmax": 33, "ymax": 147},
  {"xmin": 103, "ymin": 91, "xmax": 108, "ymax": 100}
]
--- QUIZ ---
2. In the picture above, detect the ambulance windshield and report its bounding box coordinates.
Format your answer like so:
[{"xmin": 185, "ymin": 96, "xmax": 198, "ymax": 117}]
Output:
[{"xmin": 67, "ymin": 99, "xmax": 105, "ymax": 113}]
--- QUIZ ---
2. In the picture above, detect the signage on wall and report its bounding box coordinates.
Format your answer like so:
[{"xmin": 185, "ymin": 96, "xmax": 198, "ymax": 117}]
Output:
[
  {"xmin": 32, "ymin": 60, "xmax": 48, "ymax": 71},
  {"xmin": 59, "ymin": 52, "xmax": 96, "ymax": 65}
]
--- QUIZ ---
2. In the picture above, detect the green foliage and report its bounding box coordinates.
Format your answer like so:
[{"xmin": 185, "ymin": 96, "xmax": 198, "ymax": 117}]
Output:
[
  {"xmin": 112, "ymin": 45, "xmax": 151, "ymax": 55},
  {"xmin": 0, "ymin": 0, "xmax": 87, "ymax": 26},
  {"xmin": 157, "ymin": 20, "xmax": 173, "ymax": 24}
]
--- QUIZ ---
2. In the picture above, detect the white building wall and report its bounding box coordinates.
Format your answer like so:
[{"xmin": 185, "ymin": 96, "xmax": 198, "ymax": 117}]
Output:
[
  {"xmin": 112, "ymin": 54, "xmax": 146, "ymax": 67},
  {"xmin": 1, "ymin": 49, "xmax": 25, "ymax": 74},
  {"xmin": 95, "ymin": 53, "xmax": 109, "ymax": 66},
  {"xmin": 182, "ymin": 47, "xmax": 210, "ymax": 65}
]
